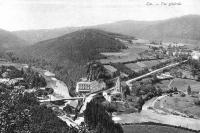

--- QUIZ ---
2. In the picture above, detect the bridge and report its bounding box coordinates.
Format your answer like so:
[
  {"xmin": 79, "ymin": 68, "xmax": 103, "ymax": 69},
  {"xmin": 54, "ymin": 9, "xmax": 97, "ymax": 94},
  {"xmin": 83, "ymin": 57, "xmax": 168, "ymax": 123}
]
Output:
[
  {"xmin": 40, "ymin": 84, "xmax": 118, "ymax": 103},
  {"xmin": 126, "ymin": 59, "xmax": 188, "ymax": 88}
]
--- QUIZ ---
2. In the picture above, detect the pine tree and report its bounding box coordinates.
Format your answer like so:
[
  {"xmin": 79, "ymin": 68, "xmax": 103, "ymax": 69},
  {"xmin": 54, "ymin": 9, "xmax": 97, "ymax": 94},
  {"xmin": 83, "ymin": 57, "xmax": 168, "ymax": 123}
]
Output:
[{"xmin": 187, "ymin": 85, "xmax": 191, "ymax": 95}]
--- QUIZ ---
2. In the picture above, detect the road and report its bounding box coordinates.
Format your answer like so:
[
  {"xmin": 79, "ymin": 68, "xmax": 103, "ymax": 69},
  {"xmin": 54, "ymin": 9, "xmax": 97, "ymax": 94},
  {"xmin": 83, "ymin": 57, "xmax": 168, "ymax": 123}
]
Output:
[
  {"xmin": 126, "ymin": 60, "xmax": 187, "ymax": 86},
  {"xmin": 141, "ymin": 96, "xmax": 200, "ymax": 131},
  {"xmin": 113, "ymin": 96, "xmax": 200, "ymax": 131}
]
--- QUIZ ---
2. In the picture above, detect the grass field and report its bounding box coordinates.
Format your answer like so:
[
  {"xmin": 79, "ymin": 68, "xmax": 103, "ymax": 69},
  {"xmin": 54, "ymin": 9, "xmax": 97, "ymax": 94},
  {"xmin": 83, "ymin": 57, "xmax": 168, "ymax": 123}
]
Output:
[
  {"xmin": 171, "ymin": 78, "xmax": 200, "ymax": 92},
  {"xmin": 123, "ymin": 124, "xmax": 196, "ymax": 133},
  {"xmin": 154, "ymin": 79, "xmax": 171, "ymax": 91},
  {"xmin": 142, "ymin": 60, "xmax": 160, "ymax": 68},
  {"xmin": 99, "ymin": 44, "xmax": 148, "ymax": 64},
  {"xmin": 125, "ymin": 63, "xmax": 143, "ymax": 72},
  {"xmin": 154, "ymin": 94, "xmax": 200, "ymax": 118},
  {"xmin": 125, "ymin": 59, "xmax": 166, "ymax": 73}
]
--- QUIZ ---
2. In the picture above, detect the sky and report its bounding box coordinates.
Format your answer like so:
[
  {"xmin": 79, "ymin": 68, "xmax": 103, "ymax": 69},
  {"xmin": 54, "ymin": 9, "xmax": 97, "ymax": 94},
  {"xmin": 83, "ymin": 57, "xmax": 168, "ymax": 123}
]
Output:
[{"xmin": 0, "ymin": 0, "xmax": 200, "ymax": 31}]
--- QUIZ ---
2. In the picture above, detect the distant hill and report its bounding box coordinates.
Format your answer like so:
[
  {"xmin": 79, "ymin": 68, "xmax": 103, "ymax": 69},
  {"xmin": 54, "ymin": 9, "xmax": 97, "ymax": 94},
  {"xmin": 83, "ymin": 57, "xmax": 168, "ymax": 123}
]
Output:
[
  {"xmin": 0, "ymin": 28, "xmax": 28, "ymax": 50},
  {"xmin": 13, "ymin": 27, "xmax": 80, "ymax": 44},
  {"xmin": 95, "ymin": 15, "xmax": 200, "ymax": 44},
  {"xmin": 15, "ymin": 29, "xmax": 127, "ymax": 87},
  {"xmin": 13, "ymin": 15, "xmax": 200, "ymax": 45}
]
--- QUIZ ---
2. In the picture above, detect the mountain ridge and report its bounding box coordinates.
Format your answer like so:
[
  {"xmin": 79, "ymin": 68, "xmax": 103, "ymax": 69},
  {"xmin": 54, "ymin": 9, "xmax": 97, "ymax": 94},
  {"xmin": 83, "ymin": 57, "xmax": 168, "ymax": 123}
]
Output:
[{"xmin": 12, "ymin": 15, "xmax": 200, "ymax": 45}]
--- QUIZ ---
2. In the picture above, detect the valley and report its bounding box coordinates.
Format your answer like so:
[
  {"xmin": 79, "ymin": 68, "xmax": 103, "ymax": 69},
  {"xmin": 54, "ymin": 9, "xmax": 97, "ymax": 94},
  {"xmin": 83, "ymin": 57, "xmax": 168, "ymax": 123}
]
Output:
[{"xmin": 1, "ymin": 14, "xmax": 200, "ymax": 133}]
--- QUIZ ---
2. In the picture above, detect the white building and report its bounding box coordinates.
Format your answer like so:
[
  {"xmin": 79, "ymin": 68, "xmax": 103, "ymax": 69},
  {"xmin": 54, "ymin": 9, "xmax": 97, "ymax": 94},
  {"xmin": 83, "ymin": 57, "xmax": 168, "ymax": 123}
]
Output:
[
  {"xmin": 103, "ymin": 65, "xmax": 118, "ymax": 77},
  {"xmin": 76, "ymin": 80, "xmax": 106, "ymax": 93},
  {"xmin": 156, "ymin": 73, "xmax": 173, "ymax": 80},
  {"xmin": 191, "ymin": 51, "xmax": 200, "ymax": 60}
]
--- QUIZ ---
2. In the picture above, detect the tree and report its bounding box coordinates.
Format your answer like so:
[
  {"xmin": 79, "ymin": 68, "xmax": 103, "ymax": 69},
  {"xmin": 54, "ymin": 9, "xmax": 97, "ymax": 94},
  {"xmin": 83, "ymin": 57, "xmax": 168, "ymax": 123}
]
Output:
[
  {"xmin": 197, "ymin": 73, "xmax": 200, "ymax": 81},
  {"xmin": 187, "ymin": 85, "xmax": 192, "ymax": 95},
  {"xmin": 173, "ymin": 87, "xmax": 178, "ymax": 92},
  {"xmin": 63, "ymin": 104, "xmax": 74, "ymax": 114},
  {"xmin": 45, "ymin": 87, "xmax": 54, "ymax": 94},
  {"xmin": 123, "ymin": 85, "xmax": 130, "ymax": 98},
  {"xmin": 157, "ymin": 88, "xmax": 163, "ymax": 96},
  {"xmin": 136, "ymin": 96, "xmax": 144, "ymax": 111},
  {"xmin": 84, "ymin": 99, "xmax": 123, "ymax": 133},
  {"xmin": 135, "ymin": 88, "xmax": 141, "ymax": 96}
]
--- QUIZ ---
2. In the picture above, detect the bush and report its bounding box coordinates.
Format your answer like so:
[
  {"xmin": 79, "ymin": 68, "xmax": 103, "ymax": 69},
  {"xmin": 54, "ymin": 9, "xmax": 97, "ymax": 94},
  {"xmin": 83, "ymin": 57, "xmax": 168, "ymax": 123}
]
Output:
[
  {"xmin": 180, "ymin": 93, "xmax": 186, "ymax": 97},
  {"xmin": 194, "ymin": 99, "xmax": 200, "ymax": 106},
  {"xmin": 0, "ymin": 85, "xmax": 77, "ymax": 133},
  {"xmin": 45, "ymin": 87, "xmax": 54, "ymax": 94},
  {"xmin": 35, "ymin": 89, "xmax": 48, "ymax": 97},
  {"xmin": 63, "ymin": 104, "xmax": 75, "ymax": 114}
]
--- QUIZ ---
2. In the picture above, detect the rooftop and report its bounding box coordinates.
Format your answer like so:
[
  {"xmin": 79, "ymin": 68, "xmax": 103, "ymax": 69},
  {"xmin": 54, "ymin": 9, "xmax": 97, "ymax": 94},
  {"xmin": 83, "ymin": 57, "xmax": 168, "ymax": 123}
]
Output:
[{"xmin": 104, "ymin": 65, "xmax": 117, "ymax": 73}]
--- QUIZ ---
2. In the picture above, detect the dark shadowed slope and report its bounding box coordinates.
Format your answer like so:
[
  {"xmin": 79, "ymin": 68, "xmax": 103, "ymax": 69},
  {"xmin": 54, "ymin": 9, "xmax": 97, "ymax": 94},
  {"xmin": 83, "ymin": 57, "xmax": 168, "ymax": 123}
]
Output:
[
  {"xmin": 15, "ymin": 29, "xmax": 127, "ymax": 87},
  {"xmin": 17, "ymin": 29, "xmax": 126, "ymax": 63},
  {"xmin": 0, "ymin": 28, "xmax": 28, "ymax": 50}
]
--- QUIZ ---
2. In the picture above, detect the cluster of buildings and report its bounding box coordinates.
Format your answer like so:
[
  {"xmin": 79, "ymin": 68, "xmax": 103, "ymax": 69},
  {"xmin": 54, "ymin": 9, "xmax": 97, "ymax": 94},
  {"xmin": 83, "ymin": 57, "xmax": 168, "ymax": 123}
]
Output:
[
  {"xmin": 147, "ymin": 42, "xmax": 192, "ymax": 58},
  {"xmin": 76, "ymin": 76, "xmax": 123, "ymax": 102},
  {"xmin": 166, "ymin": 45, "xmax": 191, "ymax": 57},
  {"xmin": 0, "ymin": 68, "xmax": 26, "ymax": 90}
]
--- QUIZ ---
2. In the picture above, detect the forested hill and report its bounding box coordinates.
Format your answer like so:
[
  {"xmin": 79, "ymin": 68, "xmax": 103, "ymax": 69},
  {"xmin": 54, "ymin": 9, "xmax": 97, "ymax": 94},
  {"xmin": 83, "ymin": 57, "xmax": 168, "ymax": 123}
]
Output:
[
  {"xmin": 95, "ymin": 15, "xmax": 200, "ymax": 44},
  {"xmin": 15, "ymin": 29, "xmax": 127, "ymax": 87},
  {"xmin": 0, "ymin": 28, "xmax": 28, "ymax": 50}
]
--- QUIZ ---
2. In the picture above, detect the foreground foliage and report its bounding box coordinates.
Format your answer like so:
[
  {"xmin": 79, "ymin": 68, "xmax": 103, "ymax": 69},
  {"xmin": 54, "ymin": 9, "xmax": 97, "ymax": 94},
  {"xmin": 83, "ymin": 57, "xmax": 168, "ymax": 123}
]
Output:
[
  {"xmin": 84, "ymin": 99, "xmax": 124, "ymax": 133},
  {"xmin": 0, "ymin": 84, "xmax": 78, "ymax": 133}
]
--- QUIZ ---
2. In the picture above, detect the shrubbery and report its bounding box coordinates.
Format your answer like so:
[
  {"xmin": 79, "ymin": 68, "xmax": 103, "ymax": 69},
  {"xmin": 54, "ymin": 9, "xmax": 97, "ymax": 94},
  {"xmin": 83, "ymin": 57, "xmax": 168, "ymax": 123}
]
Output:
[
  {"xmin": 84, "ymin": 99, "xmax": 123, "ymax": 133},
  {"xmin": 0, "ymin": 85, "xmax": 78, "ymax": 133}
]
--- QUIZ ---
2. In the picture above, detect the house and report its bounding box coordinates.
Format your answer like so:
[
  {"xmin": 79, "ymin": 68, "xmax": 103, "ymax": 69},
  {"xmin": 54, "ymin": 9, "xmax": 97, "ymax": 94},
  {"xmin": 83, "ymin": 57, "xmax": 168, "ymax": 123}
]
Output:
[
  {"xmin": 1, "ymin": 72, "xmax": 8, "ymax": 78},
  {"xmin": 7, "ymin": 78, "xmax": 24, "ymax": 86},
  {"xmin": 191, "ymin": 51, "xmax": 200, "ymax": 60},
  {"xmin": 104, "ymin": 91, "xmax": 123, "ymax": 102},
  {"xmin": 103, "ymin": 91, "xmax": 123, "ymax": 102},
  {"xmin": 0, "ymin": 58, "xmax": 7, "ymax": 62},
  {"xmin": 104, "ymin": 65, "xmax": 118, "ymax": 77},
  {"xmin": 0, "ymin": 78, "xmax": 9, "ymax": 84},
  {"xmin": 156, "ymin": 72, "xmax": 173, "ymax": 79}
]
